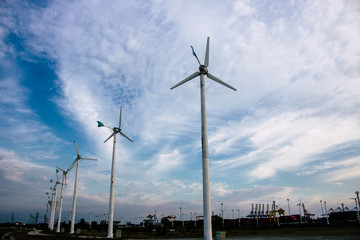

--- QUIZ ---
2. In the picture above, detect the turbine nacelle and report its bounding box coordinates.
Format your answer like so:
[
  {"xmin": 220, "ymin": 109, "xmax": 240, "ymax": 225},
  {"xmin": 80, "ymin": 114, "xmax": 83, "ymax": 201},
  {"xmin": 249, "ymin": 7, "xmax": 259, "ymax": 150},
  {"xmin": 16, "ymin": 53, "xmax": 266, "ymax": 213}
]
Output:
[{"xmin": 199, "ymin": 65, "xmax": 208, "ymax": 74}]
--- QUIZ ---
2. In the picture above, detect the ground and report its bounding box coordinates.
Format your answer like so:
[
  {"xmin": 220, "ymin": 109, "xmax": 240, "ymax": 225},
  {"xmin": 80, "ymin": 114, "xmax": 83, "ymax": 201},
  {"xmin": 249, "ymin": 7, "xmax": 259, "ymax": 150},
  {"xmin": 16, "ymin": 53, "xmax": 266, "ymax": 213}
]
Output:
[{"xmin": 1, "ymin": 224, "xmax": 360, "ymax": 239}]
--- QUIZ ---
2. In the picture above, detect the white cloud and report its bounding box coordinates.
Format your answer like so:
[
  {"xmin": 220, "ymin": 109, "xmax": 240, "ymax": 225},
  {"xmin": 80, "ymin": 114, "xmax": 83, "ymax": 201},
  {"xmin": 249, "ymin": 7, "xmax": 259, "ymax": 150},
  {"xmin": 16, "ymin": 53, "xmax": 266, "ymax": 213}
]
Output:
[
  {"xmin": 211, "ymin": 110, "xmax": 360, "ymax": 180},
  {"xmin": 320, "ymin": 157, "xmax": 360, "ymax": 183},
  {"xmin": 147, "ymin": 149, "xmax": 183, "ymax": 175},
  {"xmin": 0, "ymin": 149, "xmax": 55, "ymax": 210},
  {"xmin": 1, "ymin": 0, "xmax": 359, "ymax": 221}
]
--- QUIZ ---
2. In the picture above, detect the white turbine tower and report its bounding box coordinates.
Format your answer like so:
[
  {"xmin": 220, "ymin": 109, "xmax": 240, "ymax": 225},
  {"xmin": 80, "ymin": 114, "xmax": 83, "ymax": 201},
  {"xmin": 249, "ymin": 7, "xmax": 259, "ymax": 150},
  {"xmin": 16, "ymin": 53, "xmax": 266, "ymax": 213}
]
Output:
[
  {"xmin": 48, "ymin": 180, "xmax": 56, "ymax": 230},
  {"xmin": 170, "ymin": 37, "xmax": 236, "ymax": 240},
  {"xmin": 47, "ymin": 181, "xmax": 53, "ymax": 229},
  {"xmin": 68, "ymin": 141, "xmax": 97, "ymax": 234},
  {"xmin": 56, "ymin": 167, "xmax": 68, "ymax": 233},
  {"xmin": 49, "ymin": 172, "xmax": 60, "ymax": 230},
  {"xmin": 97, "ymin": 107, "xmax": 133, "ymax": 238}
]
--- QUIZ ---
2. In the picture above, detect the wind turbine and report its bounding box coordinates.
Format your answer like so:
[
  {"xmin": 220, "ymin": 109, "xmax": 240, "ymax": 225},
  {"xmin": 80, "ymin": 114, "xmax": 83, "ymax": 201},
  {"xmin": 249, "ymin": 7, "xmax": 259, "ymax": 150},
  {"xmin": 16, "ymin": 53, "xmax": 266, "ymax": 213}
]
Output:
[
  {"xmin": 67, "ymin": 141, "xmax": 97, "ymax": 234},
  {"xmin": 56, "ymin": 167, "xmax": 68, "ymax": 233},
  {"xmin": 97, "ymin": 107, "xmax": 133, "ymax": 238},
  {"xmin": 47, "ymin": 181, "xmax": 53, "ymax": 229},
  {"xmin": 49, "ymin": 173, "xmax": 60, "ymax": 230},
  {"xmin": 170, "ymin": 37, "xmax": 236, "ymax": 240}
]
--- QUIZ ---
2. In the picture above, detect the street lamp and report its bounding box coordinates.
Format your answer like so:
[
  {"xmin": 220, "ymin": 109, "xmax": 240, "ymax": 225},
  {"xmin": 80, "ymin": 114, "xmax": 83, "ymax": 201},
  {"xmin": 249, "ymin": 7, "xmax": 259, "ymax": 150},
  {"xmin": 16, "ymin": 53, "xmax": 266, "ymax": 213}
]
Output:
[
  {"xmin": 324, "ymin": 201, "xmax": 329, "ymax": 225},
  {"xmin": 194, "ymin": 211, "xmax": 197, "ymax": 227},
  {"xmin": 180, "ymin": 207, "xmax": 182, "ymax": 221},
  {"xmin": 320, "ymin": 200, "xmax": 324, "ymax": 217},
  {"xmin": 221, "ymin": 203, "xmax": 224, "ymax": 227},
  {"xmin": 287, "ymin": 199, "xmax": 291, "ymax": 216},
  {"xmin": 351, "ymin": 195, "xmax": 360, "ymax": 224},
  {"xmin": 236, "ymin": 209, "xmax": 241, "ymax": 228},
  {"xmin": 297, "ymin": 200, "xmax": 302, "ymax": 224}
]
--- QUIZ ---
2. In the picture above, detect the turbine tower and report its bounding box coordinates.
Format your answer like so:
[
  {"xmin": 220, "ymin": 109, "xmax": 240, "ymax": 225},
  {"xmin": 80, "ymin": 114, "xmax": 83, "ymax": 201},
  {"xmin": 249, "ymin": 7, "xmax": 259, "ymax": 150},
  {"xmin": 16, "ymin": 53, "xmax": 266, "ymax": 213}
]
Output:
[
  {"xmin": 56, "ymin": 167, "xmax": 68, "ymax": 233},
  {"xmin": 49, "ymin": 176, "xmax": 59, "ymax": 230},
  {"xmin": 68, "ymin": 141, "xmax": 97, "ymax": 234},
  {"xmin": 97, "ymin": 107, "xmax": 133, "ymax": 238},
  {"xmin": 170, "ymin": 37, "xmax": 236, "ymax": 240}
]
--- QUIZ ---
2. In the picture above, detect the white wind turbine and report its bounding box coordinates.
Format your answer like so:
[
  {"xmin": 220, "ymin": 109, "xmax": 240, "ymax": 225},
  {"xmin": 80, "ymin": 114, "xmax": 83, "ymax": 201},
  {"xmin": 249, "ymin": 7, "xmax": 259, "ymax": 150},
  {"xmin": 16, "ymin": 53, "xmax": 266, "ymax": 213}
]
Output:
[
  {"xmin": 97, "ymin": 107, "xmax": 133, "ymax": 238},
  {"xmin": 49, "ymin": 173, "xmax": 60, "ymax": 231},
  {"xmin": 68, "ymin": 141, "xmax": 97, "ymax": 234},
  {"xmin": 47, "ymin": 181, "xmax": 54, "ymax": 229},
  {"xmin": 170, "ymin": 37, "xmax": 236, "ymax": 240},
  {"xmin": 55, "ymin": 167, "xmax": 68, "ymax": 233}
]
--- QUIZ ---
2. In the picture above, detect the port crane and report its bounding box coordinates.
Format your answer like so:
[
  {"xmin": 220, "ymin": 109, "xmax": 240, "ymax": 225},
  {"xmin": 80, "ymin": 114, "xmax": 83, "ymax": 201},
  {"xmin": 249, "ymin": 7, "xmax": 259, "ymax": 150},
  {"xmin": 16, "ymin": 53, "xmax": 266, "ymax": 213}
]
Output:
[{"xmin": 302, "ymin": 203, "xmax": 315, "ymax": 217}]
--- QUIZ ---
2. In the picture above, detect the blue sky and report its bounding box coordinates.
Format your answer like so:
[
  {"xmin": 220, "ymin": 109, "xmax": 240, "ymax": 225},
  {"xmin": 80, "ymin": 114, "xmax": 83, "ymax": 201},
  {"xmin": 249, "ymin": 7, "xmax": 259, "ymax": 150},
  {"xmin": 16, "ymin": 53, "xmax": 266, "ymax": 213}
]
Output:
[{"xmin": 0, "ymin": 0, "xmax": 359, "ymax": 224}]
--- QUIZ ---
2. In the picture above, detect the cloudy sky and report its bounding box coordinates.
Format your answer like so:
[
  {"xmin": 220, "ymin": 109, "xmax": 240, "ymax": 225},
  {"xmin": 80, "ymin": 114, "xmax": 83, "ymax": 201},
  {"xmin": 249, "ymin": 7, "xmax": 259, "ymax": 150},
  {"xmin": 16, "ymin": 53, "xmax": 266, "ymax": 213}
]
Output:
[{"xmin": 0, "ymin": 0, "xmax": 359, "ymax": 224}]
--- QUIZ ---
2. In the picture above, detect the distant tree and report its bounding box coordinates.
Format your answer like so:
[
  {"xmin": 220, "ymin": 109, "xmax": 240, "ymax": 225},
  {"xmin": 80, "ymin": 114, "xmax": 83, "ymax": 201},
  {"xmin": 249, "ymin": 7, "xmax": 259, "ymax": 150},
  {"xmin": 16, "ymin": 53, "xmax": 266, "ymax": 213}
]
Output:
[
  {"xmin": 161, "ymin": 216, "xmax": 171, "ymax": 228},
  {"xmin": 143, "ymin": 214, "xmax": 154, "ymax": 233},
  {"xmin": 77, "ymin": 218, "xmax": 89, "ymax": 229},
  {"xmin": 91, "ymin": 221, "xmax": 97, "ymax": 229},
  {"xmin": 212, "ymin": 215, "xmax": 222, "ymax": 228}
]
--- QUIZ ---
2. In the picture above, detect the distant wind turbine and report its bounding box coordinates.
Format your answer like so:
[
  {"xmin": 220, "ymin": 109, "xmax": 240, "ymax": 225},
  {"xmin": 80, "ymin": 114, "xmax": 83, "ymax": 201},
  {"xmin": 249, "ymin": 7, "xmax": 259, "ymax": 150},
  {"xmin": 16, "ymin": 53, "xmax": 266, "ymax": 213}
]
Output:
[
  {"xmin": 68, "ymin": 141, "xmax": 97, "ymax": 234},
  {"xmin": 170, "ymin": 37, "xmax": 236, "ymax": 240},
  {"xmin": 56, "ymin": 167, "xmax": 68, "ymax": 233},
  {"xmin": 97, "ymin": 107, "xmax": 133, "ymax": 238},
  {"xmin": 48, "ymin": 176, "xmax": 59, "ymax": 230}
]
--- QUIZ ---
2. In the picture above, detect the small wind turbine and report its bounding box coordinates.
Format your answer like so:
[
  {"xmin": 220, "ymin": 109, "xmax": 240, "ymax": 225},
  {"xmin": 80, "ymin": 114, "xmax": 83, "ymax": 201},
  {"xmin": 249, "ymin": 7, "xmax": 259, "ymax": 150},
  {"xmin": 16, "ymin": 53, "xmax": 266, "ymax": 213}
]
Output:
[
  {"xmin": 56, "ymin": 167, "xmax": 68, "ymax": 233},
  {"xmin": 47, "ymin": 181, "xmax": 53, "ymax": 229},
  {"xmin": 97, "ymin": 107, "xmax": 133, "ymax": 238},
  {"xmin": 49, "ymin": 173, "xmax": 60, "ymax": 230},
  {"xmin": 67, "ymin": 141, "xmax": 97, "ymax": 234},
  {"xmin": 170, "ymin": 37, "xmax": 236, "ymax": 240}
]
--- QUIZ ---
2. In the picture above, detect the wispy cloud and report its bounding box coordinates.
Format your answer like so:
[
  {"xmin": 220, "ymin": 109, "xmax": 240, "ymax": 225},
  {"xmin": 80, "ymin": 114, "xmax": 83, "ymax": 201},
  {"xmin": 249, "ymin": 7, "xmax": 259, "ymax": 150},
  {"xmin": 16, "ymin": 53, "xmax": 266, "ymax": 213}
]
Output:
[{"xmin": 0, "ymin": 0, "xmax": 359, "ymax": 221}]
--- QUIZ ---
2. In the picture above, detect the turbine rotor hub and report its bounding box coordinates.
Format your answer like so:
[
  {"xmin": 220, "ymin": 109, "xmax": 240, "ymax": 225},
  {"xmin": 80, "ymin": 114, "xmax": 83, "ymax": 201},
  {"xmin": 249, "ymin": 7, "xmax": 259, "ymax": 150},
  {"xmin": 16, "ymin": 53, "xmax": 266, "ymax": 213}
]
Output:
[{"xmin": 199, "ymin": 65, "xmax": 208, "ymax": 74}]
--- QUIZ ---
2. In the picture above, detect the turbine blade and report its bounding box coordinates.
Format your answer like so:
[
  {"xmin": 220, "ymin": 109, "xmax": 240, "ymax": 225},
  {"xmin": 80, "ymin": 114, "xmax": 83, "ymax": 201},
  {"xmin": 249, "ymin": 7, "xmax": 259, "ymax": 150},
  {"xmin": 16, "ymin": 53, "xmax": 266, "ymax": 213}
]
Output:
[
  {"xmin": 120, "ymin": 131, "xmax": 134, "ymax": 142},
  {"xmin": 80, "ymin": 157, "xmax": 97, "ymax": 161},
  {"xmin": 170, "ymin": 72, "xmax": 200, "ymax": 90},
  {"xmin": 104, "ymin": 125, "xmax": 114, "ymax": 130},
  {"xmin": 191, "ymin": 45, "xmax": 197, "ymax": 57},
  {"xmin": 97, "ymin": 121, "xmax": 104, "ymax": 127},
  {"xmin": 104, "ymin": 132, "xmax": 115, "ymax": 143},
  {"xmin": 204, "ymin": 37, "xmax": 209, "ymax": 67},
  {"xmin": 119, "ymin": 107, "xmax": 122, "ymax": 129},
  {"xmin": 74, "ymin": 141, "xmax": 80, "ymax": 155},
  {"xmin": 207, "ymin": 73, "xmax": 237, "ymax": 91},
  {"xmin": 56, "ymin": 167, "xmax": 66, "ymax": 173},
  {"xmin": 191, "ymin": 46, "xmax": 201, "ymax": 66},
  {"xmin": 68, "ymin": 163, "xmax": 75, "ymax": 172},
  {"xmin": 67, "ymin": 158, "xmax": 78, "ymax": 172}
]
